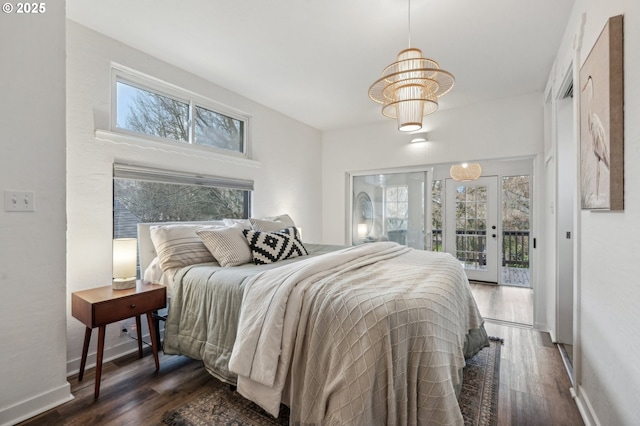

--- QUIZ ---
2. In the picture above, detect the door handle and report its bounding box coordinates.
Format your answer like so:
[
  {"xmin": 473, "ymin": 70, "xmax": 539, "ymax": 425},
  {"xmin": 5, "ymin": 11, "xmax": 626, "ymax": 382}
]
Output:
[
  {"xmin": 492, "ymin": 234, "xmax": 497, "ymax": 238},
  {"xmin": 491, "ymin": 225, "xmax": 496, "ymax": 230}
]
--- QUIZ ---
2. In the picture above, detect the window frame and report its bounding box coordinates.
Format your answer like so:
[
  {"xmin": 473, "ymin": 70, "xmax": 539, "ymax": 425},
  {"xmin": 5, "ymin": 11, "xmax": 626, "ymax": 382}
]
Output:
[
  {"xmin": 110, "ymin": 65, "xmax": 251, "ymax": 159},
  {"xmin": 113, "ymin": 163, "xmax": 254, "ymax": 237}
]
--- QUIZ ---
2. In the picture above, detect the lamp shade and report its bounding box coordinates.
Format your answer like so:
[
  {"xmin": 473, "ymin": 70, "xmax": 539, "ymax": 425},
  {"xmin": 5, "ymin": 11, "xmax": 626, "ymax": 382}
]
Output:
[
  {"xmin": 450, "ymin": 163, "xmax": 482, "ymax": 181},
  {"xmin": 369, "ymin": 48, "xmax": 454, "ymax": 132},
  {"xmin": 113, "ymin": 238, "xmax": 137, "ymax": 290},
  {"xmin": 357, "ymin": 223, "xmax": 369, "ymax": 238}
]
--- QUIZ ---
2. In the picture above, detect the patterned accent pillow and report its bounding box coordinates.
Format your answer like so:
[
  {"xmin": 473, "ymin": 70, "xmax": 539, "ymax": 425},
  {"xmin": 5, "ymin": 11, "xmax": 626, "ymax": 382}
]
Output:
[
  {"xmin": 150, "ymin": 224, "xmax": 222, "ymax": 271},
  {"xmin": 197, "ymin": 224, "xmax": 252, "ymax": 267},
  {"xmin": 243, "ymin": 227, "xmax": 308, "ymax": 265}
]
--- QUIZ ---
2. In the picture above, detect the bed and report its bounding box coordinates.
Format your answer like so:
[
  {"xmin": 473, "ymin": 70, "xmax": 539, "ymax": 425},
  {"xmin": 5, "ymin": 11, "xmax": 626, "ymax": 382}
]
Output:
[{"xmin": 138, "ymin": 216, "xmax": 489, "ymax": 425}]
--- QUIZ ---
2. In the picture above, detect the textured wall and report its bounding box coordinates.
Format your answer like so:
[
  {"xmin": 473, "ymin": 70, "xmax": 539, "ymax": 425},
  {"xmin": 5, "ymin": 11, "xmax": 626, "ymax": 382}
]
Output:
[
  {"xmin": 0, "ymin": 2, "xmax": 72, "ymax": 424},
  {"xmin": 65, "ymin": 21, "xmax": 323, "ymax": 374}
]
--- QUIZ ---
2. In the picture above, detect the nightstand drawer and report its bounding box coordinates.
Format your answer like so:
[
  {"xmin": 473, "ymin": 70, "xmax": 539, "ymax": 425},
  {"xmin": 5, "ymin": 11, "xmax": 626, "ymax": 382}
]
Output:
[{"xmin": 92, "ymin": 289, "xmax": 166, "ymax": 326}]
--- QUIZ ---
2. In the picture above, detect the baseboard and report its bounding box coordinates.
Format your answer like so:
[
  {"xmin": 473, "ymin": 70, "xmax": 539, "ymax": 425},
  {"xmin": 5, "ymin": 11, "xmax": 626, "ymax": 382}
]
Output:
[
  {"xmin": 0, "ymin": 382, "xmax": 73, "ymax": 426},
  {"xmin": 66, "ymin": 329, "xmax": 164, "ymax": 376},
  {"xmin": 573, "ymin": 384, "xmax": 600, "ymax": 426}
]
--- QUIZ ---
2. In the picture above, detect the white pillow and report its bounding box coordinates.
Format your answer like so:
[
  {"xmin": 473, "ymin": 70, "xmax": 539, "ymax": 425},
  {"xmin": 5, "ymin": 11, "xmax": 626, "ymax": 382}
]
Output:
[
  {"xmin": 143, "ymin": 256, "xmax": 164, "ymax": 284},
  {"xmin": 222, "ymin": 218, "xmax": 252, "ymax": 228},
  {"xmin": 143, "ymin": 257, "xmax": 178, "ymax": 288},
  {"xmin": 197, "ymin": 224, "xmax": 253, "ymax": 267},
  {"xmin": 150, "ymin": 224, "xmax": 223, "ymax": 271},
  {"xmin": 250, "ymin": 214, "xmax": 296, "ymax": 232}
]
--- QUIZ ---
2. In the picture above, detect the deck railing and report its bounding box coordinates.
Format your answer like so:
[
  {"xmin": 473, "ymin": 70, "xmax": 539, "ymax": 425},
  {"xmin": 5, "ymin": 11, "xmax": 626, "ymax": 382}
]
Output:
[
  {"xmin": 502, "ymin": 230, "xmax": 529, "ymax": 267},
  {"xmin": 430, "ymin": 229, "xmax": 529, "ymax": 268}
]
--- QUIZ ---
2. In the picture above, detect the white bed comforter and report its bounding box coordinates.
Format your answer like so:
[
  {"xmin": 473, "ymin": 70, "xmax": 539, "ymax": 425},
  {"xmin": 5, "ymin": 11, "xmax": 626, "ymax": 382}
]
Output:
[{"xmin": 229, "ymin": 242, "xmax": 483, "ymax": 425}]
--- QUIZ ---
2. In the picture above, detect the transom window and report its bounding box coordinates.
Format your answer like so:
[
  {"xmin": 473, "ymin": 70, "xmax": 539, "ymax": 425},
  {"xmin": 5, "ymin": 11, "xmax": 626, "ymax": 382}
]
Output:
[{"xmin": 113, "ymin": 68, "xmax": 248, "ymax": 156}]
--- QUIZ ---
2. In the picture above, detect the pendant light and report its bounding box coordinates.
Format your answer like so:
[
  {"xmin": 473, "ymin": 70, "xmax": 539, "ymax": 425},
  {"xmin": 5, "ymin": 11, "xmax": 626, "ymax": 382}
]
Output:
[
  {"xmin": 450, "ymin": 163, "xmax": 482, "ymax": 181},
  {"xmin": 368, "ymin": 0, "xmax": 454, "ymax": 132}
]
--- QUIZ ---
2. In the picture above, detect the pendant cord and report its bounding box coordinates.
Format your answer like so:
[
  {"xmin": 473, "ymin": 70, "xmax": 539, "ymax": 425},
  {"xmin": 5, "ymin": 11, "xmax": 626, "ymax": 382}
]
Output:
[{"xmin": 407, "ymin": 0, "xmax": 411, "ymax": 48}]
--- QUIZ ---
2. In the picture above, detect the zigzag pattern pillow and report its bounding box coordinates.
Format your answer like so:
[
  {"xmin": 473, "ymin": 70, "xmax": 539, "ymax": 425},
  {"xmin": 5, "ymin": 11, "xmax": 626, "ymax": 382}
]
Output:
[{"xmin": 243, "ymin": 227, "xmax": 308, "ymax": 265}]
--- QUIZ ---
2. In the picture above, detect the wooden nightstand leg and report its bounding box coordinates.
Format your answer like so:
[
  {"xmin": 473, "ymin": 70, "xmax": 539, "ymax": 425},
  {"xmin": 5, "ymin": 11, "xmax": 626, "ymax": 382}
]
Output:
[
  {"xmin": 135, "ymin": 315, "xmax": 143, "ymax": 358},
  {"xmin": 78, "ymin": 327, "xmax": 92, "ymax": 381},
  {"xmin": 146, "ymin": 312, "xmax": 160, "ymax": 371},
  {"xmin": 95, "ymin": 325, "xmax": 106, "ymax": 399},
  {"xmin": 153, "ymin": 310, "xmax": 162, "ymax": 351}
]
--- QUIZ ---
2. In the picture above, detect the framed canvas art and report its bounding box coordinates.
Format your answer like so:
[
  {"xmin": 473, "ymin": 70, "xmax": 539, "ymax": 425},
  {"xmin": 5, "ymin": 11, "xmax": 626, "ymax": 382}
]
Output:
[{"xmin": 579, "ymin": 15, "xmax": 624, "ymax": 210}]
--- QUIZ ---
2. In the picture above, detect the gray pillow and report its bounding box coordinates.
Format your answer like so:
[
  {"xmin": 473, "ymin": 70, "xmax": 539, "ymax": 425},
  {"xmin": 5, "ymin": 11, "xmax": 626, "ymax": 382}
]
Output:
[{"xmin": 197, "ymin": 224, "xmax": 252, "ymax": 267}]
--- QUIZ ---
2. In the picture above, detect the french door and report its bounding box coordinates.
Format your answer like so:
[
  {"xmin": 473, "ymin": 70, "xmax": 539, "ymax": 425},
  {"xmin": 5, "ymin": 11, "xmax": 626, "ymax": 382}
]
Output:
[{"xmin": 445, "ymin": 176, "xmax": 498, "ymax": 282}]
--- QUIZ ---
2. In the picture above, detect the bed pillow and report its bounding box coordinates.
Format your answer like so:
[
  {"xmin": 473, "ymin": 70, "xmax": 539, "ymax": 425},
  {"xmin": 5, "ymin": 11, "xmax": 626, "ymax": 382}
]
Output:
[
  {"xmin": 142, "ymin": 257, "xmax": 180, "ymax": 288},
  {"xmin": 197, "ymin": 224, "xmax": 253, "ymax": 267},
  {"xmin": 150, "ymin": 224, "xmax": 222, "ymax": 271},
  {"xmin": 249, "ymin": 214, "xmax": 296, "ymax": 232},
  {"xmin": 222, "ymin": 218, "xmax": 252, "ymax": 229},
  {"xmin": 243, "ymin": 227, "xmax": 308, "ymax": 265}
]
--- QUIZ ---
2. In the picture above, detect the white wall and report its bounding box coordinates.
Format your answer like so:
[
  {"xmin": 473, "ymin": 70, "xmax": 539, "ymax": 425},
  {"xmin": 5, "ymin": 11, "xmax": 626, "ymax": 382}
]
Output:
[
  {"xmin": 547, "ymin": 0, "xmax": 640, "ymax": 424},
  {"xmin": 0, "ymin": 3, "xmax": 73, "ymax": 425},
  {"xmin": 65, "ymin": 21, "xmax": 323, "ymax": 374},
  {"xmin": 322, "ymin": 92, "xmax": 545, "ymax": 245}
]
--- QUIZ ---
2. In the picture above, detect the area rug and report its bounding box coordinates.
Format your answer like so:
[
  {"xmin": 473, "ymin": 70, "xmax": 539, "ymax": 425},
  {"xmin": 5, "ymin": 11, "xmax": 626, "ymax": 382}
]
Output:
[{"xmin": 162, "ymin": 338, "xmax": 501, "ymax": 426}]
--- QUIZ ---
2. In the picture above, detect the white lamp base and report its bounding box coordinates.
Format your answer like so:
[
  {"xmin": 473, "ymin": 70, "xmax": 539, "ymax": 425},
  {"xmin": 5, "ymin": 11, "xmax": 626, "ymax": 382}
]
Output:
[{"xmin": 112, "ymin": 278, "xmax": 137, "ymax": 290}]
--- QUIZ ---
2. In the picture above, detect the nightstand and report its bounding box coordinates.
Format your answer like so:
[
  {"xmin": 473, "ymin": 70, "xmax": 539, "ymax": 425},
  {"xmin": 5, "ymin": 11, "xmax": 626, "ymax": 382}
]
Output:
[{"xmin": 71, "ymin": 282, "xmax": 166, "ymax": 398}]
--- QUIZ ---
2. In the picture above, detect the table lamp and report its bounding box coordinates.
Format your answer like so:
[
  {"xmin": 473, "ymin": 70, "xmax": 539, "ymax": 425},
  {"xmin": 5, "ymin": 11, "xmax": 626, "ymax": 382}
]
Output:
[{"xmin": 112, "ymin": 238, "xmax": 137, "ymax": 290}]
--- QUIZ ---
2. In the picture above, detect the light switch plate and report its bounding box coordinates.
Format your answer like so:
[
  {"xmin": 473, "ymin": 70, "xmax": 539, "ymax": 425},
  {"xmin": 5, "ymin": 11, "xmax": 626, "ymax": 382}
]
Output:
[{"xmin": 4, "ymin": 190, "xmax": 35, "ymax": 212}]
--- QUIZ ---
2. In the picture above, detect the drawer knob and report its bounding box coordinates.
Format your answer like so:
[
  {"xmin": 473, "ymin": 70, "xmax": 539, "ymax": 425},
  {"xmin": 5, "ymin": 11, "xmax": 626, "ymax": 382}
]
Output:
[{"xmin": 130, "ymin": 304, "xmax": 136, "ymax": 309}]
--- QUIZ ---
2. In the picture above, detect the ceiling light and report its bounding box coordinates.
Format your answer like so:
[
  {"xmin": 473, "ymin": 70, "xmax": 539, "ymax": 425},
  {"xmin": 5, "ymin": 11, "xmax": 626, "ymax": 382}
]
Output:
[
  {"xmin": 450, "ymin": 163, "xmax": 482, "ymax": 181},
  {"xmin": 368, "ymin": 0, "xmax": 454, "ymax": 132},
  {"xmin": 410, "ymin": 131, "xmax": 429, "ymax": 143}
]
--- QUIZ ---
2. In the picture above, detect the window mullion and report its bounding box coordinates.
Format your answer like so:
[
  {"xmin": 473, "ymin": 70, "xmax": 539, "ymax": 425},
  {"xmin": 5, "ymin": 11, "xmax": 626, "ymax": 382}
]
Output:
[{"xmin": 189, "ymin": 100, "xmax": 195, "ymax": 144}]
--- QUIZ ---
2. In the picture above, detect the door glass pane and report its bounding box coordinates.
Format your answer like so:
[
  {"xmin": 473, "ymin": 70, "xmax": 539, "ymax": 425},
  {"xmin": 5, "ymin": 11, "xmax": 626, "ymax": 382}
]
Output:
[
  {"xmin": 432, "ymin": 180, "xmax": 443, "ymax": 251},
  {"xmin": 501, "ymin": 175, "xmax": 531, "ymax": 287},
  {"xmin": 455, "ymin": 184, "xmax": 487, "ymax": 271}
]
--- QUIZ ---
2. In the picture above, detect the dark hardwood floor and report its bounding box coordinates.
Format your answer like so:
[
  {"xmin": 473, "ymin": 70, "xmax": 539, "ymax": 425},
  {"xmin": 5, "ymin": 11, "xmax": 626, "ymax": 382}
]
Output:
[
  {"xmin": 19, "ymin": 322, "xmax": 583, "ymax": 426},
  {"xmin": 20, "ymin": 281, "xmax": 579, "ymax": 425},
  {"xmin": 484, "ymin": 321, "xmax": 583, "ymax": 426}
]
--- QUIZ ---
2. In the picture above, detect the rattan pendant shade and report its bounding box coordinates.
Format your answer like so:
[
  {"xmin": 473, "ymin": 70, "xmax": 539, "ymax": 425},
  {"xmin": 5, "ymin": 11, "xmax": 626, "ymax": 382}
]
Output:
[
  {"xmin": 450, "ymin": 163, "xmax": 482, "ymax": 181},
  {"xmin": 369, "ymin": 48, "xmax": 455, "ymax": 132}
]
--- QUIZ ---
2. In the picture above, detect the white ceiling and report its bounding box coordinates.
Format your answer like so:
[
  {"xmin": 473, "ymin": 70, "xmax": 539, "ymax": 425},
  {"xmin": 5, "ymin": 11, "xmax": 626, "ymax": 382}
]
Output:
[{"xmin": 67, "ymin": 0, "xmax": 575, "ymax": 132}]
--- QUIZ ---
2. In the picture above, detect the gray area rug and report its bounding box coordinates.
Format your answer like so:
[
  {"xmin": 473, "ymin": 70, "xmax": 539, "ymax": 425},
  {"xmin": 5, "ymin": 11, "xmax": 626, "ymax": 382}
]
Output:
[{"xmin": 162, "ymin": 339, "xmax": 501, "ymax": 426}]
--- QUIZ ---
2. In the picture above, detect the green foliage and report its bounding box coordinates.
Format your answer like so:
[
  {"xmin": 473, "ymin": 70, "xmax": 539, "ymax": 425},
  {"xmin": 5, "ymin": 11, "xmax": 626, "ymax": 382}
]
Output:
[{"xmin": 502, "ymin": 175, "xmax": 530, "ymax": 231}]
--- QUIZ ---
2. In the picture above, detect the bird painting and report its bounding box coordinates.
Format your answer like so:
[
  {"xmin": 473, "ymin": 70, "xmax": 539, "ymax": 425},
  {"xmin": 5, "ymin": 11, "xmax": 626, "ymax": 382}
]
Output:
[{"xmin": 581, "ymin": 75, "xmax": 609, "ymax": 201}]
